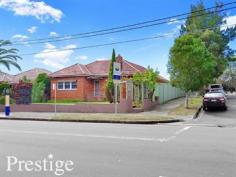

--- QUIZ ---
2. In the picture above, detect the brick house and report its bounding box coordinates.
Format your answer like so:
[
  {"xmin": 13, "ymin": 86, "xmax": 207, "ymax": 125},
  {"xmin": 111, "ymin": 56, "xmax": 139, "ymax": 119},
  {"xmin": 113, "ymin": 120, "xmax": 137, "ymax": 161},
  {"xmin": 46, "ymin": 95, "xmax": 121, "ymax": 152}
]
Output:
[
  {"xmin": 50, "ymin": 55, "xmax": 152, "ymax": 101},
  {"xmin": 0, "ymin": 68, "xmax": 51, "ymax": 84}
]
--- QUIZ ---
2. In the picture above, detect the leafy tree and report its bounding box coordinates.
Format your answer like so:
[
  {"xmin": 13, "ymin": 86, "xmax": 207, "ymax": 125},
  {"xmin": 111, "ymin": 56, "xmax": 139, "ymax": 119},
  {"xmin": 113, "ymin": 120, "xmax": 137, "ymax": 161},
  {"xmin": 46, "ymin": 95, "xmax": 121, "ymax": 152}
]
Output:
[
  {"xmin": 0, "ymin": 40, "xmax": 21, "ymax": 71},
  {"xmin": 168, "ymin": 34, "xmax": 216, "ymax": 108},
  {"xmin": 31, "ymin": 73, "xmax": 50, "ymax": 102},
  {"xmin": 0, "ymin": 82, "xmax": 10, "ymax": 95},
  {"xmin": 228, "ymin": 55, "xmax": 236, "ymax": 62},
  {"xmin": 220, "ymin": 67, "xmax": 236, "ymax": 92},
  {"xmin": 180, "ymin": 1, "xmax": 236, "ymax": 78},
  {"xmin": 133, "ymin": 67, "xmax": 158, "ymax": 99},
  {"xmin": 105, "ymin": 49, "xmax": 116, "ymax": 102},
  {"xmin": 31, "ymin": 82, "xmax": 45, "ymax": 103}
]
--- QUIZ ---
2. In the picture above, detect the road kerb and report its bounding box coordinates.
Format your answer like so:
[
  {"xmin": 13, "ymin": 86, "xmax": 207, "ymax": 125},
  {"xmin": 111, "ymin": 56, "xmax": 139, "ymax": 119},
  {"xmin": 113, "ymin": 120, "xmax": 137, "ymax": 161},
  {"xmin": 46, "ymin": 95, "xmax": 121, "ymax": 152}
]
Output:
[
  {"xmin": 0, "ymin": 116, "xmax": 183, "ymax": 124},
  {"xmin": 193, "ymin": 106, "xmax": 202, "ymax": 119}
]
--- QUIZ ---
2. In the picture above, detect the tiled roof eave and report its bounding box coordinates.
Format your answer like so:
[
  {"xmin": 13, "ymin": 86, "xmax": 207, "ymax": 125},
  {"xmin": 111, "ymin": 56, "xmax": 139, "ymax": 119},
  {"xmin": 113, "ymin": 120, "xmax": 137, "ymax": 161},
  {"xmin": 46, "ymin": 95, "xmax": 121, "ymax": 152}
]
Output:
[{"xmin": 49, "ymin": 74, "xmax": 90, "ymax": 78}]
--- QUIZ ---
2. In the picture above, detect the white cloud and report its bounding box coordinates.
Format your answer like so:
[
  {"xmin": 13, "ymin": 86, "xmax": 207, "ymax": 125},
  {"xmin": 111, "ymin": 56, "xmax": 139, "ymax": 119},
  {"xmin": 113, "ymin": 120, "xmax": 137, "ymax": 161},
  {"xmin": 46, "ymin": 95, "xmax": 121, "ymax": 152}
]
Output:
[
  {"xmin": 27, "ymin": 26, "xmax": 37, "ymax": 33},
  {"xmin": 167, "ymin": 18, "xmax": 184, "ymax": 25},
  {"xmin": 34, "ymin": 43, "xmax": 77, "ymax": 69},
  {"xmin": 76, "ymin": 55, "xmax": 88, "ymax": 61},
  {"xmin": 49, "ymin": 31, "xmax": 59, "ymax": 37},
  {"xmin": 12, "ymin": 34, "xmax": 28, "ymax": 41},
  {"xmin": 222, "ymin": 15, "xmax": 236, "ymax": 30},
  {"xmin": 0, "ymin": 0, "xmax": 63, "ymax": 22}
]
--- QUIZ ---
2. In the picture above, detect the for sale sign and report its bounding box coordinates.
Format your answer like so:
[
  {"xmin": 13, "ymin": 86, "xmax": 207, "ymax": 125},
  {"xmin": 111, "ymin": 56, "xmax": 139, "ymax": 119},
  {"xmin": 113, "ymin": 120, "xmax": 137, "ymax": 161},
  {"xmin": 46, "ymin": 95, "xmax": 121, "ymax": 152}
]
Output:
[{"xmin": 113, "ymin": 62, "xmax": 121, "ymax": 81}]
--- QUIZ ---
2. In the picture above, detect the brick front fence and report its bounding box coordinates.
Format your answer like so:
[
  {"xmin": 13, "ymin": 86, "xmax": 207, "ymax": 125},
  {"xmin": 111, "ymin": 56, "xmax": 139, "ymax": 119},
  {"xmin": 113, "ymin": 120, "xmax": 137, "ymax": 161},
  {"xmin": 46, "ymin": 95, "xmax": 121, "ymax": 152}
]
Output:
[{"xmin": 0, "ymin": 98, "xmax": 159, "ymax": 113}]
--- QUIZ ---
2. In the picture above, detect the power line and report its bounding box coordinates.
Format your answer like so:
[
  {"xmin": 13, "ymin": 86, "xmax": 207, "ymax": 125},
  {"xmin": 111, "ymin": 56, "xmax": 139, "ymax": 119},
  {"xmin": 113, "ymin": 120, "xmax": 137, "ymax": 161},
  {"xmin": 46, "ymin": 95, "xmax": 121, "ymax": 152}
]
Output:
[
  {"xmin": 12, "ymin": 6, "xmax": 236, "ymax": 46},
  {"xmin": 11, "ymin": 1, "xmax": 236, "ymax": 46},
  {"xmin": 19, "ymin": 23, "xmax": 236, "ymax": 57},
  {"xmin": 20, "ymin": 34, "xmax": 175, "ymax": 56}
]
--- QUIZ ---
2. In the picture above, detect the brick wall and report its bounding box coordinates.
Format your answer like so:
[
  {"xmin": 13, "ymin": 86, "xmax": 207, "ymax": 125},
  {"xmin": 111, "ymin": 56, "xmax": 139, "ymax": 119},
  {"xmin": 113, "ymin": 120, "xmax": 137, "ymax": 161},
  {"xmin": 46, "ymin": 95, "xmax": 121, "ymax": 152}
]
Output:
[
  {"xmin": 0, "ymin": 98, "xmax": 135, "ymax": 113},
  {"xmin": 143, "ymin": 98, "xmax": 159, "ymax": 111},
  {"xmin": 51, "ymin": 77, "xmax": 108, "ymax": 101},
  {"xmin": 0, "ymin": 98, "xmax": 159, "ymax": 113}
]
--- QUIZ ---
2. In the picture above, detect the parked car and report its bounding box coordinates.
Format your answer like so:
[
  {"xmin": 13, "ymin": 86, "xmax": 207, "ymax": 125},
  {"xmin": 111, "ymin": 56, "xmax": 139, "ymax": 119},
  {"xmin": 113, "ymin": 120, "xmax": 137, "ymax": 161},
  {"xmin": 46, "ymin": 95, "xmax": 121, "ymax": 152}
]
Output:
[
  {"xmin": 208, "ymin": 84, "xmax": 223, "ymax": 91},
  {"xmin": 203, "ymin": 92, "xmax": 228, "ymax": 111},
  {"xmin": 209, "ymin": 88, "xmax": 227, "ymax": 97}
]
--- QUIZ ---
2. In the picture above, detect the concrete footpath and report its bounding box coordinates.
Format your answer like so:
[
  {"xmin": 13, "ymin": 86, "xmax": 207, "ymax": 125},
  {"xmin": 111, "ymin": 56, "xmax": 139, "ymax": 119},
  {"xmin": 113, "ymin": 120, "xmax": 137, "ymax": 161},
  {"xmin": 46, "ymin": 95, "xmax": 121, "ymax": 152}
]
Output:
[
  {"xmin": 0, "ymin": 97, "xmax": 194, "ymax": 124},
  {"xmin": 139, "ymin": 97, "xmax": 194, "ymax": 121}
]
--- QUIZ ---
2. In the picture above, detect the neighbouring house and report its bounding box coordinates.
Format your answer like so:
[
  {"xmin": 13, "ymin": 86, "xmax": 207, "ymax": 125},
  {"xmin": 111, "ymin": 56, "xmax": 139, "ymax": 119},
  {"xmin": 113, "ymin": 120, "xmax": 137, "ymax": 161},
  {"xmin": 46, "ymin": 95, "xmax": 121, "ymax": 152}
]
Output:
[
  {"xmin": 50, "ymin": 55, "xmax": 168, "ymax": 101},
  {"xmin": 0, "ymin": 68, "xmax": 51, "ymax": 84},
  {"xmin": 0, "ymin": 71, "xmax": 15, "ymax": 84}
]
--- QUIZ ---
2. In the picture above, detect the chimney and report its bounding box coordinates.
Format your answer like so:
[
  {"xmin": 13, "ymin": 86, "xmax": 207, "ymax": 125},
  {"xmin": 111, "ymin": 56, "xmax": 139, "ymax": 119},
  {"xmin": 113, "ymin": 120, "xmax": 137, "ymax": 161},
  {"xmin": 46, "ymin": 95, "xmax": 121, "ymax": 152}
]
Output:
[{"xmin": 116, "ymin": 54, "xmax": 123, "ymax": 71}]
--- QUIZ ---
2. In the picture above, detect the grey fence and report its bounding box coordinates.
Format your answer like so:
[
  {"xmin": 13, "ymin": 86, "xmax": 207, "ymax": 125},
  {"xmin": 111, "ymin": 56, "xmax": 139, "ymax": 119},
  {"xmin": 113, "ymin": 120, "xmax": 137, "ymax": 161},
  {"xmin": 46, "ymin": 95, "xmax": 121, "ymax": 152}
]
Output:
[{"xmin": 154, "ymin": 83, "xmax": 185, "ymax": 104}]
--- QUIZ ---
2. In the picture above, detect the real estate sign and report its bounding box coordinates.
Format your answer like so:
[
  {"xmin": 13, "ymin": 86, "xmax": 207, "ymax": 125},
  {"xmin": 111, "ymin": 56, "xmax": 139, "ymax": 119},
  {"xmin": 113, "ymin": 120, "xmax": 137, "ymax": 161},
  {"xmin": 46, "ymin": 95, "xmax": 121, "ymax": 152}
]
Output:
[{"xmin": 113, "ymin": 62, "xmax": 121, "ymax": 82}]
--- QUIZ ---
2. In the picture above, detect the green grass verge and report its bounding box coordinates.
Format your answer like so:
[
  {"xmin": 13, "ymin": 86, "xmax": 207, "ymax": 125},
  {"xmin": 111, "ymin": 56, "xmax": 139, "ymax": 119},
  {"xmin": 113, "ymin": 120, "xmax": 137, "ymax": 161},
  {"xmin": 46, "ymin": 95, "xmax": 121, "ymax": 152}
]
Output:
[
  {"xmin": 52, "ymin": 113, "xmax": 176, "ymax": 122},
  {"xmin": 168, "ymin": 97, "xmax": 202, "ymax": 116}
]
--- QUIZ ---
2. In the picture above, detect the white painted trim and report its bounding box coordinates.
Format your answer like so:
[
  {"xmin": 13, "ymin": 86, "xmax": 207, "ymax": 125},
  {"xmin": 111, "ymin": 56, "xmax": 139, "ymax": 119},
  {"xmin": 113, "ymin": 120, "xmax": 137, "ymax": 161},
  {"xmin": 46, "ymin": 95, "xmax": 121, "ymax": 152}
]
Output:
[
  {"xmin": 77, "ymin": 64, "xmax": 85, "ymax": 74},
  {"xmin": 123, "ymin": 59, "xmax": 140, "ymax": 72},
  {"xmin": 57, "ymin": 81, "xmax": 77, "ymax": 91},
  {"xmin": 84, "ymin": 65, "xmax": 92, "ymax": 75}
]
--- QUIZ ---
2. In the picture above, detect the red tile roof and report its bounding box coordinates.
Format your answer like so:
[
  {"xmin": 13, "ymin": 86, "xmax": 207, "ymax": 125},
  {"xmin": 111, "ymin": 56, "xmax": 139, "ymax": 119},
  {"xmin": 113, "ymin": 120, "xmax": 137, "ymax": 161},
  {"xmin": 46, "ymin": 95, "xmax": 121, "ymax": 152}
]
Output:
[
  {"xmin": 157, "ymin": 75, "xmax": 169, "ymax": 83},
  {"xmin": 0, "ymin": 71, "xmax": 15, "ymax": 83},
  {"xmin": 86, "ymin": 60, "xmax": 110, "ymax": 76},
  {"xmin": 0, "ymin": 68, "xmax": 51, "ymax": 83},
  {"xmin": 50, "ymin": 64, "xmax": 90, "ymax": 77},
  {"xmin": 14, "ymin": 68, "xmax": 51, "ymax": 82},
  {"xmin": 50, "ymin": 55, "xmax": 147, "ymax": 78}
]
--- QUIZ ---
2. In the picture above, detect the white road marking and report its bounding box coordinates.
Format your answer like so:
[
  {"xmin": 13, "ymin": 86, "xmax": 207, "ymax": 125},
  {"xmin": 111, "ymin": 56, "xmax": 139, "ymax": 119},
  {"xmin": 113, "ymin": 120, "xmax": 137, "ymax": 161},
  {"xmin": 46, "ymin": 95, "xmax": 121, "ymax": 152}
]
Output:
[
  {"xmin": 0, "ymin": 126, "xmax": 192, "ymax": 143},
  {"xmin": 174, "ymin": 126, "xmax": 191, "ymax": 135}
]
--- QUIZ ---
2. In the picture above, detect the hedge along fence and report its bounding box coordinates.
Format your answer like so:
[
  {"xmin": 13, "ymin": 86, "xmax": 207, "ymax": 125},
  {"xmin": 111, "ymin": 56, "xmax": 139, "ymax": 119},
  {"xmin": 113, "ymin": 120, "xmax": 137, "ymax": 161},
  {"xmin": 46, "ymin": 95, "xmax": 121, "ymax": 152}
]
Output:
[{"xmin": 154, "ymin": 83, "xmax": 185, "ymax": 104}]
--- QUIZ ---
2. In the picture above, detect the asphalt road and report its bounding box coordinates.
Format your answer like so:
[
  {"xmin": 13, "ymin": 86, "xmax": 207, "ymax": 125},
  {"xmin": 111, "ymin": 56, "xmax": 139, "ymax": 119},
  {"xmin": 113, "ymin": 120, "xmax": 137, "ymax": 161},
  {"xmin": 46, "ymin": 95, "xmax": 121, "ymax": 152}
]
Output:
[
  {"xmin": 0, "ymin": 96, "xmax": 236, "ymax": 177},
  {"xmin": 189, "ymin": 93, "xmax": 236, "ymax": 127}
]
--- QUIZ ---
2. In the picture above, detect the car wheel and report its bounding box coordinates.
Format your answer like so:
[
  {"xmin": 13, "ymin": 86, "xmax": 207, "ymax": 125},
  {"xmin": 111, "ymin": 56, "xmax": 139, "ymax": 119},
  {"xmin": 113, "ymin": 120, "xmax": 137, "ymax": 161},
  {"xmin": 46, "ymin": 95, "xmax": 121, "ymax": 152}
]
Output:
[
  {"xmin": 203, "ymin": 106, "xmax": 207, "ymax": 111},
  {"xmin": 224, "ymin": 106, "xmax": 228, "ymax": 111}
]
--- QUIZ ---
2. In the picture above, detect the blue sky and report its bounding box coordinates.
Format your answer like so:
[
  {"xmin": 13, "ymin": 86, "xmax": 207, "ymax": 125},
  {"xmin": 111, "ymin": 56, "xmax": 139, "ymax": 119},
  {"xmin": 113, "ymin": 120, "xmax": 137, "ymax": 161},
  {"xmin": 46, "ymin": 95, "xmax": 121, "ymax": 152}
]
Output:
[{"xmin": 0, "ymin": 0, "xmax": 236, "ymax": 78}]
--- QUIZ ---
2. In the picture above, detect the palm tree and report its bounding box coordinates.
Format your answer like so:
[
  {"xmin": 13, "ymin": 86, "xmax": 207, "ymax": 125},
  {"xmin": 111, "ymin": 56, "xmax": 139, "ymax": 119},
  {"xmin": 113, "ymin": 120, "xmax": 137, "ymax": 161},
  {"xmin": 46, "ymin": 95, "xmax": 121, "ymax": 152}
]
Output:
[{"xmin": 0, "ymin": 40, "xmax": 21, "ymax": 71}]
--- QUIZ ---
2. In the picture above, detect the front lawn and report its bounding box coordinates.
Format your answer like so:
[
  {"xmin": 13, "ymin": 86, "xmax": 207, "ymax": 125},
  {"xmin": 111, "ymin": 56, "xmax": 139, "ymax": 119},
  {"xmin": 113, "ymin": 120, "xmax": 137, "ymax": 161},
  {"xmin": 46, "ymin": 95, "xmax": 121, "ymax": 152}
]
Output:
[
  {"xmin": 168, "ymin": 97, "xmax": 202, "ymax": 116},
  {"xmin": 52, "ymin": 113, "xmax": 176, "ymax": 123}
]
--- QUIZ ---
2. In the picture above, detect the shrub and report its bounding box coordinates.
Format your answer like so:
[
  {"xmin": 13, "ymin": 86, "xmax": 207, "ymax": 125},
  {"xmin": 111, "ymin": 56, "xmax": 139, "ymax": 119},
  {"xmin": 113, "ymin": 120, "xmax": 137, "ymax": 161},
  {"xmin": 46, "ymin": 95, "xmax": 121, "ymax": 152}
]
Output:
[
  {"xmin": 31, "ymin": 73, "xmax": 50, "ymax": 103},
  {"xmin": 0, "ymin": 82, "xmax": 10, "ymax": 96}
]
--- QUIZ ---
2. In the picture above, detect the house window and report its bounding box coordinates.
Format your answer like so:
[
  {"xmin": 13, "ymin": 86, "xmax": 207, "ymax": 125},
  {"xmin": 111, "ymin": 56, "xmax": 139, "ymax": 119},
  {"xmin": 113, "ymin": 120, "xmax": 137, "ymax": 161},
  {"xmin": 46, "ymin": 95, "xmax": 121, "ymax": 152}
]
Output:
[
  {"xmin": 57, "ymin": 81, "xmax": 77, "ymax": 90},
  {"xmin": 65, "ymin": 82, "xmax": 70, "ymax": 89},
  {"xmin": 71, "ymin": 81, "xmax": 77, "ymax": 89},
  {"xmin": 94, "ymin": 80, "xmax": 100, "ymax": 96},
  {"xmin": 57, "ymin": 82, "xmax": 64, "ymax": 90}
]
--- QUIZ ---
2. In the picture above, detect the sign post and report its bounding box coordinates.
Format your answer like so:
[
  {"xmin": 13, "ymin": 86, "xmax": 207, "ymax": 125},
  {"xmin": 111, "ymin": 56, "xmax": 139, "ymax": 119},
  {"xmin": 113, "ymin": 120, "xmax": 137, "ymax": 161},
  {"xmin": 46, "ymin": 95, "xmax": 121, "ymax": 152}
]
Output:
[
  {"xmin": 5, "ymin": 95, "xmax": 10, "ymax": 117},
  {"xmin": 113, "ymin": 62, "xmax": 121, "ymax": 114},
  {"xmin": 52, "ymin": 83, "xmax": 57, "ymax": 116},
  {"xmin": 3, "ymin": 88, "xmax": 10, "ymax": 117}
]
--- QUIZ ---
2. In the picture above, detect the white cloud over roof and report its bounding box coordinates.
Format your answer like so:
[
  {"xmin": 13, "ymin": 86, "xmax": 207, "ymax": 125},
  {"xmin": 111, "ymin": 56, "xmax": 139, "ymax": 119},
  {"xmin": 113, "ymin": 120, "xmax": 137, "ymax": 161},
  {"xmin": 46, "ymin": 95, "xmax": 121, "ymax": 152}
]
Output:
[
  {"xmin": 34, "ymin": 43, "xmax": 77, "ymax": 69},
  {"xmin": 27, "ymin": 26, "xmax": 37, "ymax": 33},
  {"xmin": 222, "ymin": 15, "xmax": 236, "ymax": 30},
  {"xmin": 12, "ymin": 34, "xmax": 29, "ymax": 41},
  {"xmin": 49, "ymin": 31, "xmax": 59, "ymax": 37},
  {"xmin": 0, "ymin": 0, "xmax": 63, "ymax": 22}
]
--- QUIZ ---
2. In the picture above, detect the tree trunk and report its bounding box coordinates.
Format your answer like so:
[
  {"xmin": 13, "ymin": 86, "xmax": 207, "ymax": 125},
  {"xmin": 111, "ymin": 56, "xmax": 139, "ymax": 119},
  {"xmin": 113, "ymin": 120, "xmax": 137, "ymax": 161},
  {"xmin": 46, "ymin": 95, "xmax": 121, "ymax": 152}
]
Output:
[{"xmin": 185, "ymin": 92, "xmax": 189, "ymax": 108}]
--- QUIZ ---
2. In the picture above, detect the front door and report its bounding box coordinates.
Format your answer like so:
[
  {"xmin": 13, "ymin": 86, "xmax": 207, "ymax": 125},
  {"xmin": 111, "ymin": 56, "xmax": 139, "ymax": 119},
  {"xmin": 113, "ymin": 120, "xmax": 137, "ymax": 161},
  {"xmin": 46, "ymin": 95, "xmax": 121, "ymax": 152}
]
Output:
[{"xmin": 94, "ymin": 80, "xmax": 100, "ymax": 96}]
